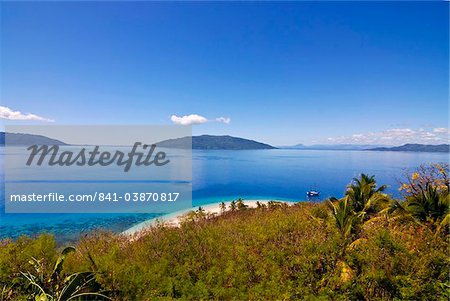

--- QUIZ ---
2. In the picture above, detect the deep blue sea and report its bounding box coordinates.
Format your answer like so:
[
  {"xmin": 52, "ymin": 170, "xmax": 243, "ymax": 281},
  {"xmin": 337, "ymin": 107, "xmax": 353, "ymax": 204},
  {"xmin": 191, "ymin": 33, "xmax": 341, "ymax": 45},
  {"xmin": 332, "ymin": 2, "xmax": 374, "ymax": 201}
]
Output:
[{"xmin": 1, "ymin": 148, "xmax": 448, "ymax": 242}]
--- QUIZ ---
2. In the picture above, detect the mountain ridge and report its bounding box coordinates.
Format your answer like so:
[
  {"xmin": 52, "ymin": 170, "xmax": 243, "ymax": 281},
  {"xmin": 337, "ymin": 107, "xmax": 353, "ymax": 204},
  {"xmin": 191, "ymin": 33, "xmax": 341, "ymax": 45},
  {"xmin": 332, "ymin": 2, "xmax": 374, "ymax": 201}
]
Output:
[
  {"xmin": 368, "ymin": 143, "xmax": 449, "ymax": 153},
  {"xmin": 156, "ymin": 135, "xmax": 276, "ymax": 150},
  {"xmin": 0, "ymin": 132, "xmax": 67, "ymax": 146},
  {"xmin": 279, "ymin": 144, "xmax": 383, "ymax": 150}
]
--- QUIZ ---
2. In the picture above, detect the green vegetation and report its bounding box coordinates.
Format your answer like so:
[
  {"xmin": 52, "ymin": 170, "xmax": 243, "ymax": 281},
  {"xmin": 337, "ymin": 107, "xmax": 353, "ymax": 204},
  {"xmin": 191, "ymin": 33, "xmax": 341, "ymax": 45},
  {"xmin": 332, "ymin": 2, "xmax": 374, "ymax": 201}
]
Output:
[
  {"xmin": 1, "ymin": 164, "xmax": 448, "ymax": 300},
  {"xmin": 20, "ymin": 246, "xmax": 110, "ymax": 301},
  {"xmin": 388, "ymin": 163, "xmax": 449, "ymax": 232}
]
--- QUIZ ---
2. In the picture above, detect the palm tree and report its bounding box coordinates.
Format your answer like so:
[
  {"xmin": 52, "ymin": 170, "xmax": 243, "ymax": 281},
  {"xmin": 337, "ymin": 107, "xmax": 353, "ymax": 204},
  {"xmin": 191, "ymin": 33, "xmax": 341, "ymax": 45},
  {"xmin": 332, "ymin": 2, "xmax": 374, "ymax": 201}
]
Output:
[
  {"xmin": 387, "ymin": 164, "xmax": 449, "ymax": 232},
  {"xmin": 196, "ymin": 206, "xmax": 206, "ymax": 219},
  {"xmin": 327, "ymin": 197, "xmax": 359, "ymax": 284},
  {"xmin": 327, "ymin": 197, "xmax": 355, "ymax": 242},
  {"xmin": 407, "ymin": 185, "xmax": 448, "ymax": 222},
  {"xmin": 229, "ymin": 200, "xmax": 237, "ymax": 212},
  {"xmin": 219, "ymin": 202, "xmax": 226, "ymax": 213},
  {"xmin": 345, "ymin": 174, "xmax": 389, "ymax": 220},
  {"xmin": 236, "ymin": 198, "xmax": 247, "ymax": 210},
  {"xmin": 389, "ymin": 184, "xmax": 449, "ymax": 232}
]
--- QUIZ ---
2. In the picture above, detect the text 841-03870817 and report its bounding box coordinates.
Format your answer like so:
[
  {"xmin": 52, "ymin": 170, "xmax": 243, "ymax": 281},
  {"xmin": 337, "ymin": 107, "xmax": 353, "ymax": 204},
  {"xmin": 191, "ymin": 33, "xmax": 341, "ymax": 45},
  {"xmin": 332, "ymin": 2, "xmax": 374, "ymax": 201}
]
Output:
[{"xmin": 98, "ymin": 192, "xmax": 180, "ymax": 202}]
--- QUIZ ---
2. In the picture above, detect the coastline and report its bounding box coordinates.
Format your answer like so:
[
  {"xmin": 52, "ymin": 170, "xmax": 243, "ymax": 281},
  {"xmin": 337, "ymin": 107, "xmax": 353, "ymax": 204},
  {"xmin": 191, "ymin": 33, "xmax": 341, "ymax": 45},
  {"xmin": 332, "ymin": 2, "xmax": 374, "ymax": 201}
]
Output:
[{"xmin": 122, "ymin": 199, "xmax": 297, "ymax": 235}]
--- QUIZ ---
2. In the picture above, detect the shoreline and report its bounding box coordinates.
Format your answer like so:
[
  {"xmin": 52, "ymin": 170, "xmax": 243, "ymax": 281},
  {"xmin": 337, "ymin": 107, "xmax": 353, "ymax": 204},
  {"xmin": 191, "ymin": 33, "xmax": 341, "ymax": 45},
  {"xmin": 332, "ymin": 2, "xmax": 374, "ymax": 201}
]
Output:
[{"xmin": 122, "ymin": 199, "xmax": 297, "ymax": 235}]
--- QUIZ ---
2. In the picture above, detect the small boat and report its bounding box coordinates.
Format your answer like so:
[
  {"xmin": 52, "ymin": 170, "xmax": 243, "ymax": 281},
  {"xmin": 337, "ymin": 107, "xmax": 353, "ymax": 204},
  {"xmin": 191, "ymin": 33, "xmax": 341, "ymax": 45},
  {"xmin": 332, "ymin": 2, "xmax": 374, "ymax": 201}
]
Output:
[{"xmin": 306, "ymin": 190, "xmax": 320, "ymax": 197}]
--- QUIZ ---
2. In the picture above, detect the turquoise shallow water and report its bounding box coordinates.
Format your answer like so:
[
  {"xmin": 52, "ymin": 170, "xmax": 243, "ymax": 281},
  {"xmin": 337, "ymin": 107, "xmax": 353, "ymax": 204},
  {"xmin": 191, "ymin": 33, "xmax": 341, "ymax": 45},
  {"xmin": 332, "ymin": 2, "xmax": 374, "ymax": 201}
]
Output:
[{"xmin": 1, "ymin": 148, "xmax": 448, "ymax": 242}]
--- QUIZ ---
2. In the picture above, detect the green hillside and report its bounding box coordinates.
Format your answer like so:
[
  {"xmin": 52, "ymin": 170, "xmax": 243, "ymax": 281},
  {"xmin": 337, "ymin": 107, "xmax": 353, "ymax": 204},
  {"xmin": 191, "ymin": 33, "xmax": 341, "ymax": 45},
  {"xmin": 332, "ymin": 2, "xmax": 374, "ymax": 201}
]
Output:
[{"xmin": 1, "ymin": 164, "xmax": 448, "ymax": 301}]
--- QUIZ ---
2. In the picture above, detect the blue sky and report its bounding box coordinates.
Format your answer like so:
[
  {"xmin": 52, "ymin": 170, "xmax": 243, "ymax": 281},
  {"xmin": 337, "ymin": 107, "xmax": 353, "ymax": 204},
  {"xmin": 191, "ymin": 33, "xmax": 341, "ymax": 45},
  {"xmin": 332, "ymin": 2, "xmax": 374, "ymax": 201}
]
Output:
[{"xmin": 1, "ymin": 1, "xmax": 448, "ymax": 146}]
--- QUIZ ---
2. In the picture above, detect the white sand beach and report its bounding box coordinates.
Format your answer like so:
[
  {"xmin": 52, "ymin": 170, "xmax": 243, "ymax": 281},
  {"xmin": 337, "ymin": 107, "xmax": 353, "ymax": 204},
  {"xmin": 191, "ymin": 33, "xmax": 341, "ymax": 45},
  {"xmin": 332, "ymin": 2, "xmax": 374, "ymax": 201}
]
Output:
[{"xmin": 122, "ymin": 200, "xmax": 296, "ymax": 236}]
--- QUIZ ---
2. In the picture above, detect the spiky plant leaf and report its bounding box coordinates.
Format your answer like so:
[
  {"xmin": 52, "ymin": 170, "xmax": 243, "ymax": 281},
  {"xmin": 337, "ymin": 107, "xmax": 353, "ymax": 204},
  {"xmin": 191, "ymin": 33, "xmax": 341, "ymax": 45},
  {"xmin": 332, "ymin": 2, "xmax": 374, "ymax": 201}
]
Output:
[{"xmin": 52, "ymin": 246, "xmax": 76, "ymax": 282}]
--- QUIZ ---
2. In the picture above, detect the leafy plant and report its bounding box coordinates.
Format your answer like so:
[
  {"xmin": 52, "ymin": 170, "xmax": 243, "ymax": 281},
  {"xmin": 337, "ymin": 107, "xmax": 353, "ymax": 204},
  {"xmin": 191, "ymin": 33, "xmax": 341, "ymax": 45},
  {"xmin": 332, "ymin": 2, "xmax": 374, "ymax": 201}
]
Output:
[
  {"xmin": 229, "ymin": 200, "xmax": 237, "ymax": 211},
  {"xmin": 389, "ymin": 163, "xmax": 449, "ymax": 232},
  {"xmin": 345, "ymin": 174, "xmax": 390, "ymax": 221},
  {"xmin": 219, "ymin": 202, "xmax": 226, "ymax": 213},
  {"xmin": 21, "ymin": 246, "xmax": 110, "ymax": 301},
  {"xmin": 236, "ymin": 198, "xmax": 248, "ymax": 210},
  {"xmin": 328, "ymin": 197, "xmax": 356, "ymax": 242}
]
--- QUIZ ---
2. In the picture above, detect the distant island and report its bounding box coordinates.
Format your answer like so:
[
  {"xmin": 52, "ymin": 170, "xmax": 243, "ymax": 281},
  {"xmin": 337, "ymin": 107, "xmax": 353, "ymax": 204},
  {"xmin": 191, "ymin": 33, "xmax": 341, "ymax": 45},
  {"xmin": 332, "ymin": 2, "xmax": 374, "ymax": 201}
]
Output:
[
  {"xmin": 281, "ymin": 143, "xmax": 450, "ymax": 153},
  {"xmin": 157, "ymin": 135, "xmax": 276, "ymax": 150},
  {"xmin": 368, "ymin": 143, "xmax": 449, "ymax": 153},
  {"xmin": 0, "ymin": 132, "xmax": 66, "ymax": 146},
  {"xmin": 280, "ymin": 144, "xmax": 381, "ymax": 151}
]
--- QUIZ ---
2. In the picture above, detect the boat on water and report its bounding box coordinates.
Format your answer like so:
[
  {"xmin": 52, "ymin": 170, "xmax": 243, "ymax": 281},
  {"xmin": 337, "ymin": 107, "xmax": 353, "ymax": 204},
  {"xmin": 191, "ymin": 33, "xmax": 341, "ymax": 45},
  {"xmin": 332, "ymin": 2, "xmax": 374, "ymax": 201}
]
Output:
[{"xmin": 306, "ymin": 190, "xmax": 320, "ymax": 197}]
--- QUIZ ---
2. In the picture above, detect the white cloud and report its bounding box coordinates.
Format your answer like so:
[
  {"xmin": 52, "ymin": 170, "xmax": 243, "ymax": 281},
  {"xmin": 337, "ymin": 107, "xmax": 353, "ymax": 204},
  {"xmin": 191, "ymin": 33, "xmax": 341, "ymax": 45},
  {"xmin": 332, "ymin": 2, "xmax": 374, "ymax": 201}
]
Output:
[
  {"xmin": 327, "ymin": 127, "xmax": 449, "ymax": 145},
  {"xmin": 215, "ymin": 117, "xmax": 230, "ymax": 124},
  {"xmin": 0, "ymin": 106, "xmax": 54, "ymax": 122},
  {"xmin": 171, "ymin": 114, "xmax": 208, "ymax": 125},
  {"xmin": 433, "ymin": 127, "xmax": 450, "ymax": 134},
  {"xmin": 171, "ymin": 114, "xmax": 231, "ymax": 126}
]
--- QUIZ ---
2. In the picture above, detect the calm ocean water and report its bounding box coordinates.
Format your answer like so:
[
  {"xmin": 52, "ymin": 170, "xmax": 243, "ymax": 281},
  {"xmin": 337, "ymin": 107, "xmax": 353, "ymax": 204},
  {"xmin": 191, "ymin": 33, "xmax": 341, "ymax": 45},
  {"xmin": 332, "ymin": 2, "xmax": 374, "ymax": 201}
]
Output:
[{"xmin": 1, "ymin": 148, "xmax": 448, "ymax": 242}]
